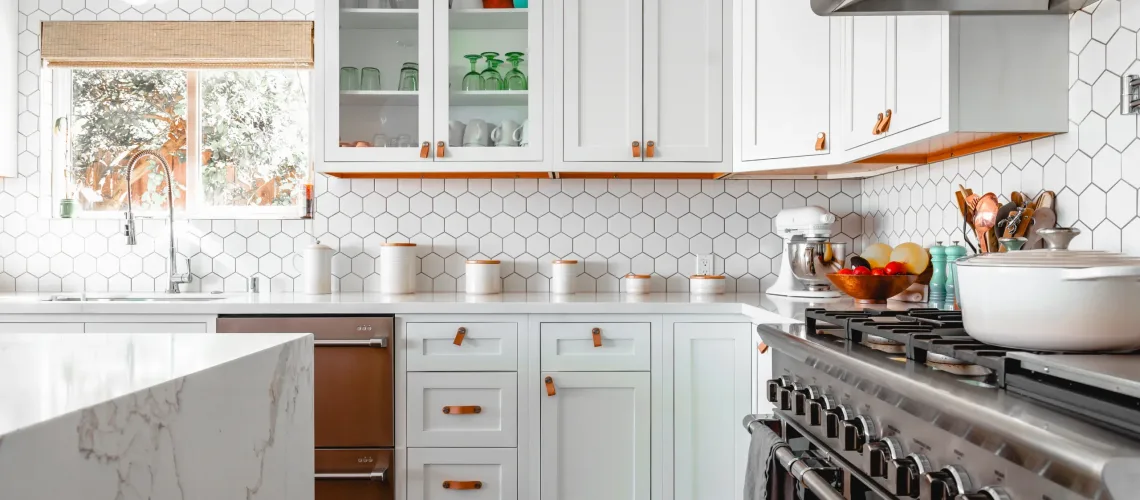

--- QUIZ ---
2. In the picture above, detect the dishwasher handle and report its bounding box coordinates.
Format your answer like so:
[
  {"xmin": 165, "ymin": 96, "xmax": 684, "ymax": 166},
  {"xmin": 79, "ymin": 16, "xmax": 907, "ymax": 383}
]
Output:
[
  {"xmin": 313, "ymin": 337, "xmax": 389, "ymax": 348},
  {"xmin": 315, "ymin": 468, "xmax": 388, "ymax": 482}
]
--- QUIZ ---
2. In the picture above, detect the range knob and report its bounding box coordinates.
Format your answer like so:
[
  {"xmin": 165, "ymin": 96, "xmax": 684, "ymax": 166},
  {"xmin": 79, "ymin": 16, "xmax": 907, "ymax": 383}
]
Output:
[
  {"xmin": 841, "ymin": 415, "xmax": 878, "ymax": 452},
  {"xmin": 888, "ymin": 454, "xmax": 931, "ymax": 498},
  {"xmin": 765, "ymin": 377, "xmax": 790, "ymax": 403},
  {"xmin": 808, "ymin": 395, "xmax": 835, "ymax": 427},
  {"xmin": 823, "ymin": 405, "xmax": 853, "ymax": 439},
  {"xmin": 793, "ymin": 386, "xmax": 819, "ymax": 416},
  {"xmin": 954, "ymin": 486, "xmax": 1012, "ymax": 500},
  {"xmin": 922, "ymin": 465, "xmax": 973, "ymax": 500},
  {"xmin": 862, "ymin": 437, "xmax": 900, "ymax": 478},
  {"xmin": 778, "ymin": 387, "xmax": 794, "ymax": 411}
]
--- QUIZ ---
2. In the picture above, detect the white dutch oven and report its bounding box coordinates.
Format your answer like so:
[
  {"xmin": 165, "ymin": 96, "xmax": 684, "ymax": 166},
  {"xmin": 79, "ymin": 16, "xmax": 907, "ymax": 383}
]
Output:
[{"xmin": 956, "ymin": 249, "xmax": 1140, "ymax": 351}]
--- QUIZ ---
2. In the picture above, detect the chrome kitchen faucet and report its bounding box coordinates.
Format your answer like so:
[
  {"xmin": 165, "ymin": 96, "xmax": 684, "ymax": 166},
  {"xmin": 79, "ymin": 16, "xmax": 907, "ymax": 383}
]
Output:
[{"xmin": 122, "ymin": 150, "xmax": 192, "ymax": 294}]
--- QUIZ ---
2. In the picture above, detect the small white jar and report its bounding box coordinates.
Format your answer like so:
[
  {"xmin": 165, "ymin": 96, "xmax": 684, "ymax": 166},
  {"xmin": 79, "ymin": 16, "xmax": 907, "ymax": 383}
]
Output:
[
  {"xmin": 623, "ymin": 273, "xmax": 652, "ymax": 294},
  {"xmin": 379, "ymin": 242, "xmax": 417, "ymax": 294},
  {"xmin": 690, "ymin": 274, "xmax": 726, "ymax": 295},
  {"xmin": 465, "ymin": 260, "xmax": 502, "ymax": 295},
  {"xmin": 551, "ymin": 260, "xmax": 578, "ymax": 294}
]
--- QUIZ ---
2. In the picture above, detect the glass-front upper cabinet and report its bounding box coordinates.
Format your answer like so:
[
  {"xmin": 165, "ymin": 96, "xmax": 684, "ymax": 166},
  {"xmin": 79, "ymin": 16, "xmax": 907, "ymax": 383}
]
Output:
[
  {"xmin": 323, "ymin": 0, "xmax": 434, "ymax": 163},
  {"xmin": 432, "ymin": 0, "xmax": 542, "ymax": 162}
]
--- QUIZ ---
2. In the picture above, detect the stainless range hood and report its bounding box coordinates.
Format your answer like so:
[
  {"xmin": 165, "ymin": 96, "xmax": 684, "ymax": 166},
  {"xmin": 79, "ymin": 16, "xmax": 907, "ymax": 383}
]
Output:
[{"xmin": 810, "ymin": 0, "xmax": 1095, "ymax": 15}]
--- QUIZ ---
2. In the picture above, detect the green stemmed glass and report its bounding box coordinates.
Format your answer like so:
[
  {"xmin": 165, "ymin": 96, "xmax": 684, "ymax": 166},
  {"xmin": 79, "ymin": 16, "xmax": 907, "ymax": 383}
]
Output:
[
  {"xmin": 482, "ymin": 59, "xmax": 505, "ymax": 91},
  {"xmin": 504, "ymin": 52, "xmax": 527, "ymax": 90},
  {"xmin": 461, "ymin": 54, "xmax": 484, "ymax": 91}
]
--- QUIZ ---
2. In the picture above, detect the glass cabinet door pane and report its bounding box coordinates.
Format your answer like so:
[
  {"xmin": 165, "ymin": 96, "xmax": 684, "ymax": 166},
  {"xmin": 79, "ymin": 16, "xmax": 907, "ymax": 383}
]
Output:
[
  {"xmin": 434, "ymin": 0, "xmax": 542, "ymax": 162},
  {"xmin": 326, "ymin": 0, "xmax": 433, "ymax": 162}
]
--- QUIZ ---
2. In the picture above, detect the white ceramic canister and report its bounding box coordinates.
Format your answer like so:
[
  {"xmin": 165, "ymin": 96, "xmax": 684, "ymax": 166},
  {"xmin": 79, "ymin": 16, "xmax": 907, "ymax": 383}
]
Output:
[
  {"xmin": 293, "ymin": 241, "xmax": 334, "ymax": 294},
  {"xmin": 465, "ymin": 260, "xmax": 502, "ymax": 295},
  {"xmin": 551, "ymin": 260, "xmax": 578, "ymax": 294},
  {"xmin": 379, "ymin": 242, "xmax": 417, "ymax": 294},
  {"xmin": 690, "ymin": 274, "xmax": 726, "ymax": 295},
  {"xmin": 624, "ymin": 273, "xmax": 652, "ymax": 294}
]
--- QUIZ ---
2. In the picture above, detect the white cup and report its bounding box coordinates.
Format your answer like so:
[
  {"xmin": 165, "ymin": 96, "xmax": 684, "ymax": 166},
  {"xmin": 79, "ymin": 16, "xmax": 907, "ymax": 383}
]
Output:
[
  {"xmin": 515, "ymin": 119, "xmax": 530, "ymax": 147},
  {"xmin": 492, "ymin": 119, "xmax": 521, "ymax": 147},
  {"xmin": 464, "ymin": 119, "xmax": 490, "ymax": 147},
  {"xmin": 449, "ymin": 120, "xmax": 466, "ymax": 147}
]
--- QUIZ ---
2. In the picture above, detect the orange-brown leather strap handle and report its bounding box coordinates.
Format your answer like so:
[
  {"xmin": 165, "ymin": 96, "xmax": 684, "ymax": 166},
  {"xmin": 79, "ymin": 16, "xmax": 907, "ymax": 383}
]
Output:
[
  {"xmin": 442, "ymin": 405, "xmax": 482, "ymax": 415},
  {"xmin": 757, "ymin": 342, "xmax": 769, "ymax": 354},
  {"xmin": 646, "ymin": 140, "xmax": 655, "ymax": 158},
  {"xmin": 873, "ymin": 113, "xmax": 885, "ymax": 135},
  {"xmin": 881, "ymin": 109, "xmax": 892, "ymax": 133},
  {"xmin": 814, "ymin": 132, "xmax": 826, "ymax": 151},
  {"xmin": 592, "ymin": 327, "xmax": 602, "ymax": 347},
  {"xmin": 419, "ymin": 141, "xmax": 430, "ymax": 158},
  {"xmin": 632, "ymin": 141, "xmax": 641, "ymax": 158},
  {"xmin": 545, "ymin": 376, "xmax": 556, "ymax": 397},
  {"xmin": 437, "ymin": 141, "xmax": 446, "ymax": 158},
  {"xmin": 442, "ymin": 481, "xmax": 483, "ymax": 490},
  {"xmin": 453, "ymin": 327, "xmax": 467, "ymax": 346}
]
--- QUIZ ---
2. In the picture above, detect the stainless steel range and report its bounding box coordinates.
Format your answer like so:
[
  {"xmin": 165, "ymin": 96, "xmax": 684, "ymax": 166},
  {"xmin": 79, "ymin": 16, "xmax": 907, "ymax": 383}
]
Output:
[{"xmin": 749, "ymin": 307, "xmax": 1140, "ymax": 500}]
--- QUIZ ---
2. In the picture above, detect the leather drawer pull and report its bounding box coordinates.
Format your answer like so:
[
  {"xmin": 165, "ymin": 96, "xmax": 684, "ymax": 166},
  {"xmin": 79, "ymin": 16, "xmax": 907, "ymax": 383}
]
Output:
[
  {"xmin": 632, "ymin": 140, "xmax": 641, "ymax": 158},
  {"xmin": 646, "ymin": 140, "xmax": 655, "ymax": 158},
  {"xmin": 592, "ymin": 328, "xmax": 602, "ymax": 347},
  {"xmin": 872, "ymin": 113, "xmax": 885, "ymax": 135},
  {"xmin": 437, "ymin": 141, "xmax": 446, "ymax": 158},
  {"xmin": 442, "ymin": 481, "xmax": 482, "ymax": 490},
  {"xmin": 442, "ymin": 405, "xmax": 482, "ymax": 415},
  {"xmin": 419, "ymin": 141, "xmax": 430, "ymax": 158},
  {"xmin": 814, "ymin": 132, "xmax": 826, "ymax": 151},
  {"xmin": 757, "ymin": 342, "xmax": 769, "ymax": 354},
  {"xmin": 881, "ymin": 109, "xmax": 892, "ymax": 133},
  {"xmin": 545, "ymin": 376, "xmax": 556, "ymax": 397},
  {"xmin": 453, "ymin": 327, "xmax": 467, "ymax": 346}
]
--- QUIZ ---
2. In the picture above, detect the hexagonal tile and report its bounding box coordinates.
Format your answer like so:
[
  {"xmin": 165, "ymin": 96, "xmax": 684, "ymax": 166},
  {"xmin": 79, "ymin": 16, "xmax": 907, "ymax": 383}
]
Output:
[
  {"xmin": 1092, "ymin": 71, "xmax": 1120, "ymax": 117},
  {"xmin": 759, "ymin": 234, "xmax": 783, "ymax": 258},
  {"xmin": 1092, "ymin": 0, "xmax": 1119, "ymax": 43},
  {"xmin": 1078, "ymin": 40, "xmax": 1105, "ymax": 85},
  {"xmin": 1107, "ymin": 182, "xmax": 1138, "ymax": 227},
  {"xmin": 1123, "ymin": 219, "xmax": 1140, "ymax": 255},
  {"xmin": 1078, "ymin": 186, "xmax": 1107, "ymax": 227},
  {"xmin": 1080, "ymin": 112, "xmax": 1107, "ymax": 155},
  {"xmin": 1106, "ymin": 113, "xmax": 1136, "ymax": 152},
  {"xmin": 1093, "ymin": 146, "xmax": 1122, "ymax": 190},
  {"xmin": 1067, "ymin": 152, "xmax": 1094, "ymax": 193},
  {"xmin": 1071, "ymin": 10, "xmax": 1092, "ymax": 53},
  {"xmin": 1108, "ymin": 28, "xmax": 1136, "ymax": 75}
]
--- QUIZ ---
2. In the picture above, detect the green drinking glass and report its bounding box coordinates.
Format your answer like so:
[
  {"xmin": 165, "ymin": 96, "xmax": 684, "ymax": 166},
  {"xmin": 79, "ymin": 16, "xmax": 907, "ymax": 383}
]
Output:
[
  {"xmin": 462, "ymin": 54, "xmax": 484, "ymax": 91},
  {"xmin": 504, "ymin": 52, "xmax": 527, "ymax": 90},
  {"xmin": 482, "ymin": 58, "xmax": 504, "ymax": 91}
]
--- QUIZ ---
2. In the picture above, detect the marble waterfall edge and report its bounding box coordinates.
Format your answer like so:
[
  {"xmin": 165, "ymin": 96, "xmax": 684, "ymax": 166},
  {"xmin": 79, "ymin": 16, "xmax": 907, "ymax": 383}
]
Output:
[{"xmin": 0, "ymin": 336, "xmax": 314, "ymax": 500}]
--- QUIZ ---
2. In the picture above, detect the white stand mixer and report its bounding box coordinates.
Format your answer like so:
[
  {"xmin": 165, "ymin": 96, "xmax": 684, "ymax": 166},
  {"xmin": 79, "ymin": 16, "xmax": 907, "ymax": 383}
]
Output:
[{"xmin": 765, "ymin": 206, "xmax": 846, "ymax": 298}]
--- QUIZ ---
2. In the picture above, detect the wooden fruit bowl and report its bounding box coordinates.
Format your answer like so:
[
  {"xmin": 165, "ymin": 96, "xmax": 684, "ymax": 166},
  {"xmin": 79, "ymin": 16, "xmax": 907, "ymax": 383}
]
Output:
[{"xmin": 827, "ymin": 274, "xmax": 919, "ymax": 304}]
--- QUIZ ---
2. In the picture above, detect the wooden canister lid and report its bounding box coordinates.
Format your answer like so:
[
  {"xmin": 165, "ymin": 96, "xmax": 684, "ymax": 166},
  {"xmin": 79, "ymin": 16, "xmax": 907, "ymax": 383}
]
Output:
[
  {"xmin": 466, "ymin": 260, "xmax": 502, "ymax": 264},
  {"xmin": 624, "ymin": 273, "xmax": 651, "ymax": 279},
  {"xmin": 382, "ymin": 242, "xmax": 417, "ymax": 247},
  {"xmin": 690, "ymin": 274, "xmax": 726, "ymax": 279},
  {"xmin": 553, "ymin": 260, "xmax": 579, "ymax": 264}
]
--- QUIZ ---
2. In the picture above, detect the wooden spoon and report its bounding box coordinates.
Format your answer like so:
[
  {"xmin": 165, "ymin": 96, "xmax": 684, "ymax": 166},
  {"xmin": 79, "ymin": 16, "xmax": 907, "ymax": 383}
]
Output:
[
  {"xmin": 1034, "ymin": 190, "xmax": 1056, "ymax": 211},
  {"xmin": 1025, "ymin": 207, "xmax": 1057, "ymax": 249},
  {"xmin": 973, "ymin": 194, "xmax": 1001, "ymax": 253},
  {"xmin": 1011, "ymin": 191, "xmax": 1025, "ymax": 208}
]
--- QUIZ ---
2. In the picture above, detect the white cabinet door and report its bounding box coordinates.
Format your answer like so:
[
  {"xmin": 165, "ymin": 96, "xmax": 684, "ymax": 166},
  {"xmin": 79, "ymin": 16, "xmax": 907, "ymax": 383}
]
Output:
[
  {"xmin": 643, "ymin": 0, "xmax": 722, "ymax": 162},
  {"xmin": 0, "ymin": 323, "xmax": 84, "ymax": 333},
  {"xmin": 842, "ymin": 16, "xmax": 889, "ymax": 151},
  {"xmin": 84, "ymin": 323, "xmax": 207, "ymax": 333},
  {"xmin": 741, "ymin": 0, "xmax": 830, "ymax": 161},
  {"xmin": 0, "ymin": 1, "xmax": 15, "ymax": 178},
  {"xmin": 540, "ymin": 372, "xmax": 650, "ymax": 500},
  {"xmin": 563, "ymin": 0, "xmax": 644, "ymax": 162},
  {"xmin": 669, "ymin": 323, "xmax": 752, "ymax": 500},
  {"xmin": 888, "ymin": 15, "xmax": 943, "ymax": 135}
]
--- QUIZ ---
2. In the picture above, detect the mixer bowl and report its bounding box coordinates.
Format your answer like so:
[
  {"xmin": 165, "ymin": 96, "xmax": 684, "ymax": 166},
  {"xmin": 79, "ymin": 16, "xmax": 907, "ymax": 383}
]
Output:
[{"xmin": 787, "ymin": 240, "xmax": 848, "ymax": 290}]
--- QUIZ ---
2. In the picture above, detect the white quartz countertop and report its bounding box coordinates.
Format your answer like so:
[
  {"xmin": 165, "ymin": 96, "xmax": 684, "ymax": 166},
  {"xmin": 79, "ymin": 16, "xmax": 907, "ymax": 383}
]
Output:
[{"xmin": 0, "ymin": 332, "xmax": 310, "ymax": 439}]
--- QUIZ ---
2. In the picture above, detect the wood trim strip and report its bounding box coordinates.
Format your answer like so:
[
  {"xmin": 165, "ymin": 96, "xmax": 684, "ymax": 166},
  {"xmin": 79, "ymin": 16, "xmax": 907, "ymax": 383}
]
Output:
[{"xmin": 855, "ymin": 132, "xmax": 1055, "ymax": 166}]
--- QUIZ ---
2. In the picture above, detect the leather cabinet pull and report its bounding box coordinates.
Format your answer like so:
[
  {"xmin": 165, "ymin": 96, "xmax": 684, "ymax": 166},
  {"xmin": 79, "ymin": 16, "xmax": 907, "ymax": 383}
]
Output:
[
  {"xmin": 632, "ymin": 141, "xmax": 641, "ymax": 158},
  {"xmin": 419, "ymin": 141, "xmax": 430, "ymax": 158},
  {"xmin": 646, "ymin": 140, "xmax": 656, "ymax": 158},
  {"xmin": 881, "ymin": 109, "xmax": 892, "ymax": 133},
  {"xmin": 442, "ymin": 481, "xmax": 482, "ymax": 490},
  {"xmin": 592, "ymin": 327, "xmax": 602, "ymax": 347},
  {"xmin": 453, "ymin": 327, "xmax": 467, "ymax": 346},
  {"xmin": 757, "ymin": 342, "xmax": 769, "ymax": 354},
  {"xmin": 545, "ymin": 376, "xmax": 556, "ymax": 397},
  {"xmin": 873, "ymin": 113, "xmax": 885, "ymax": 135},
  {"xmin": 437, "ymin": 141, "xmax": 446, "ymax": 158},
  {"xmin": 814, "ymin": 132, "xmax": 826, "ymax": 151},
  {"xmin": 442, "ymin": 405, "xmax": 482, "ymax": 415}
]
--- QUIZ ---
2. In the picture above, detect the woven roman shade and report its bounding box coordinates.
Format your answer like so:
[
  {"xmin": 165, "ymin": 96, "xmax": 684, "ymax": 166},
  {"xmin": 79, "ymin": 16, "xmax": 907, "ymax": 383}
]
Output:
[{"xmin": 40, "ymin": 21, "xmax": 314, "ymax": 69}]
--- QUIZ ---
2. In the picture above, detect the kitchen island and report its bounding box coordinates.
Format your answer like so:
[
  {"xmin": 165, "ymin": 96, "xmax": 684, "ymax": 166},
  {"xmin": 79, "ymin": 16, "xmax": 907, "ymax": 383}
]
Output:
[{"xmin": 0, "ymin": 331, "xmax": 314, "ymax": 500}]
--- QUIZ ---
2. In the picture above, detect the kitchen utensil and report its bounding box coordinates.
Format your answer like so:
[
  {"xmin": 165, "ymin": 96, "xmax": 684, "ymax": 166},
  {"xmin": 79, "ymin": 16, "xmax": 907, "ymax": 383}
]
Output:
[
  {"xmin": 826, "ymin": 274, "xmax": 919, "ymax": 304},
  {"xmin": 360, "ymin": 67, "xmax": 381, "ymax": 90},
  {"xmin": 504, "ymin": 52, "xmax": 527, "ymax": 90},
  {"xmin": 955, "ymin": 189, "xmax": 978, "ymax": 253},
  {"xmin": 398, "ymin": 62, "xmax": 418, "ymax": 91},
  {"xmin": 1024, "ymin": 207, "xmax": 1057, "ymax": 249},
  {"xmin": 998, "ymin": 237, "xmax": 1027, "ymax": 251},
  {"xmin": 448, "ymin": 120, "xmax": 466, "ymax": 147},
  {"xmin": 292, "ymin": 241, "xmax": 333, "ymax": 294},
  {"xmin": 995, "ymin": 202, "xmax": 1016, "ymax": 236},
  {"xmin": 973, "ymin": 194, "xmax": 1000, "ymax": 253},
  {"xmin": 461, "ymin": 54, "xmax": 484, "ymax": 90},
  {"xmin": 492, "ymin": 119, "xmax": 521, "ymax": 147},
  {"xmin": 1011, "ymin": 191, "xmax": 1028, "ymax": 208},
  {"xmin": 955, "ymin": 247, "xmax": 1140, "ymax": 351},
  {"xmin": 463, "ymin": 119, "xmax": 490, "ymax": 146},
  {"xmin": 1037, "ymin": 226, "xmax": 1080, "ymax": 250},
  {"xmin": 1034, "ymin": 190, "xmax": 1056, "ymax": 211},
  {"xmin": 1011, "ymin": 207, "xmax": 1035, "ymax": 238},
  {"xmin": 340, "ymin": 67, "xmax": 360, "ymax": 90}
]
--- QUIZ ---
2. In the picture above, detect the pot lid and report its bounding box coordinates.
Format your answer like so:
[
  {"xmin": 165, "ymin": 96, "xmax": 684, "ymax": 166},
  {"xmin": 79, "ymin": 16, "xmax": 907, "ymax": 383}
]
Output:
[{"xmin": 957, "ymin": 249, "xmax": 1140, "ymax": 268}]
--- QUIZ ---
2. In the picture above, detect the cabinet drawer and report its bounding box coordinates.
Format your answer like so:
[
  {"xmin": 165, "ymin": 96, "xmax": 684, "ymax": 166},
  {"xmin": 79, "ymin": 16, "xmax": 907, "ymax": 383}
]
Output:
[
  {"xmin": 408, "ymin": 372, "xmax": 518, "ymax": 448},
  {"xmin": 540, "ymin": 322, "xmax": 651, "ymax": 371},
  {"xmin": 406, "ymin": 322, "xmax": 518, "ymax": 372},
  {"xmin": 408, "ymin": 448, "xmax": 517, "ymax": 500}
]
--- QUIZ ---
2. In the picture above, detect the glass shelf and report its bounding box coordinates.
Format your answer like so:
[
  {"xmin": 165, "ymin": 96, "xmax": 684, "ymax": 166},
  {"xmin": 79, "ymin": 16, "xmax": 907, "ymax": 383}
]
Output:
[
  {"xmin": 450, "ymin": 8, "xmax": 528, "ymax": 30},
  {"xmin": 450, "ymin": 90, "xmax": 528, "ymax": 106},
  {"xmin": 340, "ymin": 8, "xmax": 418, "ymax": 30}
]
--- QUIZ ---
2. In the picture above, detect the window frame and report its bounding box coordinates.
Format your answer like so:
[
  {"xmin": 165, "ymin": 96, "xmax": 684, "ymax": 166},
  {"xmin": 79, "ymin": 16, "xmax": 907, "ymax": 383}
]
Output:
[{"xmin": 45, "ymin": 67, "xmax": 312, "ymax": 220}]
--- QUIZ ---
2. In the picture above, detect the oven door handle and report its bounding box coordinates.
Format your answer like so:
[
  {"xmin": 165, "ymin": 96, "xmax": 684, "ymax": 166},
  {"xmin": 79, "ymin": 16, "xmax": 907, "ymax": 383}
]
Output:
[
  {"xmin": 314, "ymin": 338, "xmax": 389, "ymax": 348},
  {"xmin": 744, "ymin": 415, "xmax": 845, "ymax": 500},
  {"xmin": 315, "ymin": 469, "xmax": 388, "ymax": 482}
]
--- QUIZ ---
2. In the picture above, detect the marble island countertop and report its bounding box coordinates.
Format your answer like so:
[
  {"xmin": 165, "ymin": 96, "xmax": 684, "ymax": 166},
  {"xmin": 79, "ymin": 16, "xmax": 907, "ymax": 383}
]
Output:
[{"xmin": 0, "ymin": 331, "xmax": 314, "ymax": 500}]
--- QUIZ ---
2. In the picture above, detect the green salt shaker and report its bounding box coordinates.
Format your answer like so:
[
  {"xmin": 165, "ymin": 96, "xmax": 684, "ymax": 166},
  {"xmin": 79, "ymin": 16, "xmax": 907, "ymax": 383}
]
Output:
[
  {"xmin": 944, "ymin": 241, "xmax": 967, "ymax": 305},
  {"xmin": 929, "ymin": 242, "xmax": 946, "ymax": 303}
]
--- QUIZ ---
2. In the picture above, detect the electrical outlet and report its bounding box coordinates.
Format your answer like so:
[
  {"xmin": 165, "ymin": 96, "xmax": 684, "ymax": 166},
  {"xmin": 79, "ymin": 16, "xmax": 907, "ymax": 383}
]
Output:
[{"xmin": 696, "ymin": 254, "xmax": 714, "ymax": 275}]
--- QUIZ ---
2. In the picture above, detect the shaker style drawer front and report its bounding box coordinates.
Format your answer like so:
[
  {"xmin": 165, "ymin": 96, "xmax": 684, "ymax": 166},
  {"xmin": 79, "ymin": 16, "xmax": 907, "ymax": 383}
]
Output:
[
  {"xmin": 406, "ymin": 322, "xmax": 519, "ymax": 372},
  {"xmin": 407, "ymin": 372, "xmax": 518, "ymax": 448},
  {"xmin": 540, "ymin": 322, "xmax": 651, "ymax": 371},
  {"xmin": 407, "ymin": 448, "xmax": 517, "ymax": 500}
]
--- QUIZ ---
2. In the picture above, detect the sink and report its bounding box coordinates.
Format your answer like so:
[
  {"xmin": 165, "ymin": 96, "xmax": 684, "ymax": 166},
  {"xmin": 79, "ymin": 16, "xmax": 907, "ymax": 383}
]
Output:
[{"xmin": 45, "ymin": 294, "xmax": 227, "ymax": 302}]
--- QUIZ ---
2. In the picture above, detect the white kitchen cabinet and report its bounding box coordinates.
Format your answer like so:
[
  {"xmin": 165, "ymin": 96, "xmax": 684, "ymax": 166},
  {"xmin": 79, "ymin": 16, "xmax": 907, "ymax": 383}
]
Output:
[
  {"xmin": 408, "ymin": 448, "xmax": 518, "ymax": 500},
  {"xmin": 539, "ymin": 322, "xmax": 651, "ymax": 372},
  {"xmin": 0, "ymin": 323, "xmax": 84, "ymax": 333},
  {"xmin": 1, "ymin": 0, "xmax": 16, "ymax": 179},
  {"xmin": 841, "ymin": 16, "xmax": 889, "ymax": 151},
  {"xmin": 667, "ymin": 322, "xmax": 752, "ymax": 500},
  {"xmin": 540, "ymin": 371, "xmax": 651, "ymax": 500},
  {"xmin": 562, "ymin": 0, "xmax": 724, "ymax": 165},
  {"xmin": 407, "ymin": 371, "xmax": 519, "ymax": 448},
  {"xmin": 738, "ymin": 0, "xmax": 835, "ymax": 164},
  {"xmin": 889, "ymin": 16, "xmax": 943, "ymax": 136},
  {"xmin": 405, "ymin": 321, "xmax": 519, "ymax": 372}
]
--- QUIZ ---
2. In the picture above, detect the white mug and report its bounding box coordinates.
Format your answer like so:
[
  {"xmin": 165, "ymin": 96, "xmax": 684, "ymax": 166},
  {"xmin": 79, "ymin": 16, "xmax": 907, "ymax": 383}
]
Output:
[
  {"xmin": 515, "ymin": 119, "xmax": 530, "ymax": 146},
  {"xmin": 449, "ymin": 120, "xmax": 466, "ymax": 147},
  {"xmin": 492, "ymin": 119, "xmax": 521, "ymax": 147},
  {"xmin": 464, "ymin": 119, "xmax": 490, "ymax": 147}
]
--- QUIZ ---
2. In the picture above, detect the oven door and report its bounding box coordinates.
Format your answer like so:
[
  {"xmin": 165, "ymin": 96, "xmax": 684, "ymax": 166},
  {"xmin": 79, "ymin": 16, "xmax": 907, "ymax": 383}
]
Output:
[{"xmin": 316, "ymin": 449, "xmax": 394, "ymax": 500}]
